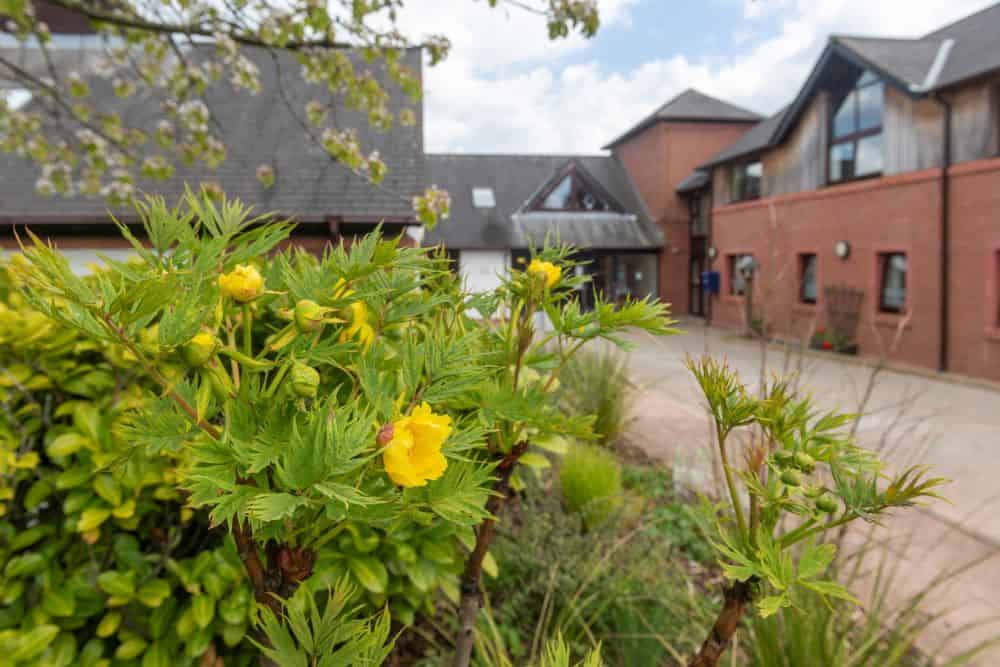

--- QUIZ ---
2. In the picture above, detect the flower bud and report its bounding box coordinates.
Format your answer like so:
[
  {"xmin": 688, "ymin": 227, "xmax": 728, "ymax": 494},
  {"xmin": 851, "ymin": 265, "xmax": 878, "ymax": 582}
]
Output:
[
  {"xmin": 182, "ymin": 332, "xmax": 218, "ymax": 366},
  {"xmin": 527, "ymin": 259, "xmax": 561, "ymax": 288},
  {"xmin": 294, "ymin": 299, "xmax": 325, "ymax": 333},
  {"xmin": 290, "ymin": 362, "xmax": 320, "ymax": 398},
  {"xmin": 815, "ymin": 494, "xmax": 839, "ymax": 514},
  {"xmin": 780, "ymin": 469, "xmax": 803, "ymax": 487},
  {"xmin": 773, "ymin": 450, "xmax": 794, "ymax": 467},
  {"xmin": 377, "ymin": 423, "xmax": 394, "ymax": 446},
  {"xmin": 793, "ymin": 452, "xmax": 816, "ymax": 473},
  {"xmin": 219, "ymin": 264, "xmax": 264, "ymax": 302}
]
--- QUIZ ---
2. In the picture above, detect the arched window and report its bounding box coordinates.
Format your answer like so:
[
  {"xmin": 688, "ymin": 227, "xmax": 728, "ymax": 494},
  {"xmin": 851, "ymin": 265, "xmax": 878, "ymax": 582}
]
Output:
[{"xmin": 829, "ymin": 70, "xmax": 884, "ymax": 183}]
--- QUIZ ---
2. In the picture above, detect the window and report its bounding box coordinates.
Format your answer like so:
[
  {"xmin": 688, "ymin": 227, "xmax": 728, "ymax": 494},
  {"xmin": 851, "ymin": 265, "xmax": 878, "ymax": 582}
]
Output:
[
  {"xmin": 730, "ymin": 161, "xmax": 762, "ymax": 202},
  {"xmin": 533, "ymin": 169, "xmax": 620, "ymax": 212},
  {"xmin": 799, "ymin": 254, "xmax": 817, "ymax": 304},
  {"xmin": 689, "ymin": 193, "xmax": 708, "ymax": 237},
  {"xmin": 472, "ymin": 187, "xmax": 496, "ymax": 208},
  {"xmin": 728, "ymin": 253, "xmax": 754, "ymax": 296},
  {"xmin": 829, "ymin": 70, "xmax": 884, "ymax": 183},
  {"xmin": 878, "ymin": 252, "xmax": 907, "ymax": 313}
]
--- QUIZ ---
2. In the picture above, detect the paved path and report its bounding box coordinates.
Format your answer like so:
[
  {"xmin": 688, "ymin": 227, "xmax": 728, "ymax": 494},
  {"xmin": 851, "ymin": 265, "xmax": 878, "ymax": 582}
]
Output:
[{"xmin": 615, "ymin": 319, "xmax": 1000, "ymax": 664}]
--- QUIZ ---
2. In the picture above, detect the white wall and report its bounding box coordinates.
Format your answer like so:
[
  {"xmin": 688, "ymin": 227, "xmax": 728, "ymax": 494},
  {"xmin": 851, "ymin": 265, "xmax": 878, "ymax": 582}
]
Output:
[
  {"xmin": 59, "ymin": 249, "xmax": 138, "ymax": 275},
  {"xmin": 458, "ymin": 250, "xmax": 508, "ymax": 294}
]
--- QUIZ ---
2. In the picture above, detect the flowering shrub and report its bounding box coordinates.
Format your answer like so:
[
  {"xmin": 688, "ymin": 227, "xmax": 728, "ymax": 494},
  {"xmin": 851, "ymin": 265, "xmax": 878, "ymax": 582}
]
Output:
[{"xmin": 10, "ymin": 190, "xmax": 675, "ymax": 664}]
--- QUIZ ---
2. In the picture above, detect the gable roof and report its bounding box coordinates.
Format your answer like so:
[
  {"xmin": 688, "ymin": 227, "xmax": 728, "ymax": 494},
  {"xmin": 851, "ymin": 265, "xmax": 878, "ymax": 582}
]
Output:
[
  {"xmin": 701, "ymin": 2, "xmax": 1000, "ymax": 171},
  {"xmin": 0, "ymin": 46, "xmax": 425, "ymax": 225},
  {"xmin": 603, "ymin": 88, "xmax": 762, "ymax": 149},
  {"xmin": 923, "ymin": 1, "xmax": 1000, "ymax": 90},
  {"xmin": 423, "ymin": 154, "xmax": 662, "ymax": 250}
]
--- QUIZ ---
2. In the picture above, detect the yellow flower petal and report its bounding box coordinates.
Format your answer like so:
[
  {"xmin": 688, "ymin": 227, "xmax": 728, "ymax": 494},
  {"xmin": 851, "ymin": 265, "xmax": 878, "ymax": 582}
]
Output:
[
  {"xmin": 380, "ymin": 404, "xmax": 452, "ymax": 488},
  {"xmin": 527, "ymin": 259, "xmax": 561, "ymax": 288},
  {"xmin": 219, "ymin": 264, "xmax": 264, "ymax": 302}
]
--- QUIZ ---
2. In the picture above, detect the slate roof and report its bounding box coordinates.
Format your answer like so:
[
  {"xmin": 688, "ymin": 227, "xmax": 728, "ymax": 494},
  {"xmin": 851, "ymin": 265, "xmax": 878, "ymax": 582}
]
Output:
[
  {"xmin": 603, "ymin": 88, "xmax": 761, "ymax": 149},
  {"xmin": 424, "ymin": 154, "xmax": 663, "ymax": 250},
  {"xmin": 923, "ymin": 1, "xmax": 1000, "ymax": 90},
  {"xmin": 700, "ymin": 106, "xmax": 790, "ymax": 168},
  {"xmin": 675, "ymin": 169, "xmax": 709, "ymax": 194},
  {"xmin": 0, "ymin": 45, "xmax": 425, "ymax": 225},
  {"xmin": 832, "ymin": 36, "xmax": 944, "ymax": 89}
]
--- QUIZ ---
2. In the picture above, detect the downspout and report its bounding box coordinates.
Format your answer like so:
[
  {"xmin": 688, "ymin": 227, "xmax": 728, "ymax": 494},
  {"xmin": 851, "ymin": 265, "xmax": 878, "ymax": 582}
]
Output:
[
  {"xmin": 918, "ymin": 37, "xmax": 954, "ymax": 372},
  {"xmin": 935, "ymin": 94, "xmax": 951, "ymax": 372}
]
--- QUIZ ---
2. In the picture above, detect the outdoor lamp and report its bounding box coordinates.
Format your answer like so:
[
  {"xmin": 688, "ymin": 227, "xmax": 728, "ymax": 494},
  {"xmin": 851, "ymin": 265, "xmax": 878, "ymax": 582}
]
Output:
[{"xmin": 835, "ymin": 240, "xmax": 851, "ymax": 260}]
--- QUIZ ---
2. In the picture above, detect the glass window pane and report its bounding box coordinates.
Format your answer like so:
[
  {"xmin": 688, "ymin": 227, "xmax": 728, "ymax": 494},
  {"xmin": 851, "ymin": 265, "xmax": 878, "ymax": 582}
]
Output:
[
  {"xmin": 880, "ymin": 253, "xmax": 907, "ymax": 312},
  {"xmin": 856, "ymin": 134, "xmax": 883, "ymax": 175},
  {"xmin": 858, "ymin": 81, "xmax": 883, "ymax": 130},
  {"xmin": 800, "ymin": 255, "xmax": 817, "ymax": 303},
  {"xmin": 829, "ymin": 142, "xmax": 855, "ymax": 182},
  {"xmin": 543, "ymin": 175, "xmax": 572, "ymax": 209},
  {"xmin": 857, "ymin": 69, "xmax": 879, "ymax": 86},
  {"xmin": 833, "ymin": 90, "xmax": 857, "ymax": 138}
]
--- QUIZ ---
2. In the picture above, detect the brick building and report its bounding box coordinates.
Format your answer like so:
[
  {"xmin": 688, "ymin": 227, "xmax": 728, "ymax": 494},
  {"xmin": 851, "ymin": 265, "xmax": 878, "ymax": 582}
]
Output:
[{"xmin": 645, "ymin": 4, "xmax": 1000, "ymax": 381}]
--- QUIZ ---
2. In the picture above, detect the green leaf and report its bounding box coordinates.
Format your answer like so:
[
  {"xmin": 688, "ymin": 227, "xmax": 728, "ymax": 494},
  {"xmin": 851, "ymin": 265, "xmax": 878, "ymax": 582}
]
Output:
[
  {"xmin": 137, "ymin": 579, "xmax": 172, "ymax": 608},
  {"xmin": 519, "ymin": 452, "xmax": 551, "ymax": 470},
  {"xmin": 93, "ymin": 474, "xmax": 123, "ymax": 507},
  {"xmin": 800, "ymin": 579, "xmax": 860, "ymax": 605},
  {"xmin": 97, "ymin": 571, "xmax": 136, "ymax": 597},
  {"xmin": 246, "ymin": 492, "xmax": 310, "ymax": 522},
  {"xmin": 77, "ymin": 507, "xmax": 112, "ymax": 532},
  {"xmin": 191, "ymin": 595, "xmax": 216, "ymax": 629},
  {"xmin": 47, "ymin": 432, "xmax": 89, "ymax": 458},
  {"xmin": 348, "ymin": 556, "xmax": 389, "ymax": 594},
  {"xmin": 313, "ymin": 481, "xmax": 378, "ymax": 508},
  {"xmin": 757, "ymin": 594, "xmax": 790, "ymax": 618},
  {"xmin": 11, "ymin": 624, "xmax": 60, "ymax": 661},
  {"xmin": 532, "ymin": 434, "xmax": 569, "ymax": 455},
  {"xmin": 42, "ymin": 588, "xmax": 76, "ymax": 617},
  {"xmin": 797, "ymin": 541, "xmax": 836, "ymax": 581}
]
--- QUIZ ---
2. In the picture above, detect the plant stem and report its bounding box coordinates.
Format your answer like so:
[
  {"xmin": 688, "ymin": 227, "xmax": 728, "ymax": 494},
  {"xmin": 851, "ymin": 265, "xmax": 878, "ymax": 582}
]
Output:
[
  {"xmin": 716, "ymin": 425, "xmax": 747, "ymax": 538},
  {"xmin": 779, "ymin": 513, "xmax": 856, "ymax": 548},
  {"xmin": 687, "ymin": 578, "xmax": 754, "ymax": 667},
  {"xmin": 451, "ymin": 441, "xmax": 528, "ymax": 667},
  {"xmin": 242, "ymin": 304, "xmax": 253, "ymax": 356}
]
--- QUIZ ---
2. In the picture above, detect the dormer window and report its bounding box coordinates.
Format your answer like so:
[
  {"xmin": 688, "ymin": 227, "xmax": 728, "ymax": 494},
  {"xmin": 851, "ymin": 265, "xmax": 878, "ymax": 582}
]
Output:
[
  {"xmin": 829, "ymin": 70, "xmax": 884, "ymax": 183},
  {"xmin": 532, "ymin": 167, "xmax": 620, "ymax": 212}
]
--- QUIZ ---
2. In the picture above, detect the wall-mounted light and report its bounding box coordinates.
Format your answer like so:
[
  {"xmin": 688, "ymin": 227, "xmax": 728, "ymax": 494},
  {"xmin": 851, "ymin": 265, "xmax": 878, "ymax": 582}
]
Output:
[
  {"xmin": 707, "ymin": 246, "xmax": 718, "ymax": 259},
  {"xmin": 834, "ymin": 240, "xmax": 851, "ymax": 260}
]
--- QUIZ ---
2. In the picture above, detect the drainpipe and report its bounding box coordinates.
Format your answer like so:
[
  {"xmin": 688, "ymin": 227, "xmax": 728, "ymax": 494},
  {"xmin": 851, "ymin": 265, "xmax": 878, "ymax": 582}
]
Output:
[{"xmin": 934, "ymin": 93, "xmax": 952, "ymax": 372}]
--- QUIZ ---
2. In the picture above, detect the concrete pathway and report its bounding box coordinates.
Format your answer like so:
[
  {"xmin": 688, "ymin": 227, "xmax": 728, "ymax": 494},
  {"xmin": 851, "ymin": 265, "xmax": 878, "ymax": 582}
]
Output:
[{"xmin": 616, "ymin": 319, "xmax": 1000, "ymax": 664}]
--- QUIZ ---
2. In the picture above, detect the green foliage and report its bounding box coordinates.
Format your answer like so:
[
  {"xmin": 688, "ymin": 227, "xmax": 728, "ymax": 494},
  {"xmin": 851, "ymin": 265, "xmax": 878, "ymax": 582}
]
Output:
[
  {"xmin": 559, "ymin": 444, "xmax": 623, "ymax": 529},
  {"xmin": 252, "ymin": 579, "xmax": 393, "ymax": 667},
  {"xmin": 621, "ymin": 466, "xmax": 714, "ymax": 563},
  {"xmin": 0, "ymin": 263, "xmax": 259, "ymax": 665},
  {"xmin": 9, "ymin": 190, "xmax": 676, "ymax": 663},
  {"xmin": 687, "ymin": 355, "xmax": 947, "ymax": 662},
  {"xmin": 557, "ymin": 348, "xmax": 631, "ymax": 447}
]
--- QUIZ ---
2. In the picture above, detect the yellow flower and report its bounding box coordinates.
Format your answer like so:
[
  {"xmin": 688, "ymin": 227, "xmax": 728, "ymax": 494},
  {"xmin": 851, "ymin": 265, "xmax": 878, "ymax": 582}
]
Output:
[
  {"xmin": 340, "ymin": 301, "xmax": 375, "ymax": 349},
  {"xmin": 382, "ymin": 402, "xmax": 452, "ymax": 488},
  {"xmin": 527, "ymin": 259, "xmax": 561, "ymax": 288},
  {"xmin": 219, "ymin": 264, "xmax": 264, "ymax": 302},
  {"xmin": 333, "ymin": 279, "xmax": 374, "ymax": 348}
]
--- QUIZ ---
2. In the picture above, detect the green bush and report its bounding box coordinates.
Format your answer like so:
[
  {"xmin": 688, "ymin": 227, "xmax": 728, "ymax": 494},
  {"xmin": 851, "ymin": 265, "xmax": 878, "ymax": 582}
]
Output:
[
  {"xmin": 557, "ymin": 349, "xmax": 630, "ymax": 447},
  {"xmin": 559, "ymin": 444, "xmax": 623, "ymax": 528}
]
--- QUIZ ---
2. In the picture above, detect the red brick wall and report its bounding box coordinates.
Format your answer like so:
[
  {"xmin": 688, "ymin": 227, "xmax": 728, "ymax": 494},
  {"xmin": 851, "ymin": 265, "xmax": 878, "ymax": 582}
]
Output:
[
  {"xmin": 613, "ymin": 121, "xmax": 755, "ymax": 313},
  {"xmin": 947, "ymin": 158, "xmax": 1000, "ymax": 380},
  {"xmin": 710, "ymin": 169, "xmax": 943, "ymax": 370}
]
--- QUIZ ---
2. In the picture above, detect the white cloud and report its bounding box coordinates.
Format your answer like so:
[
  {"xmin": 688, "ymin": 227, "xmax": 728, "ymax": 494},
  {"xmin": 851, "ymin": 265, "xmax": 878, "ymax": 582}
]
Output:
[{"xmin": 415, "ymin": 0, "xmax": 997, "ymax": 154}]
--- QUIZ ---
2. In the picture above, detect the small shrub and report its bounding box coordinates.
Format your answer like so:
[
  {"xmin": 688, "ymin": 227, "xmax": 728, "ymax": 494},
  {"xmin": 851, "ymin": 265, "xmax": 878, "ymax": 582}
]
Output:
[
  {"xmin": 559, "ymin": 444, "xmax": 623, "ymax": 528},
  {"xmin": 558, "ymin": 349, "xmax": 630, "ymax": 447}
]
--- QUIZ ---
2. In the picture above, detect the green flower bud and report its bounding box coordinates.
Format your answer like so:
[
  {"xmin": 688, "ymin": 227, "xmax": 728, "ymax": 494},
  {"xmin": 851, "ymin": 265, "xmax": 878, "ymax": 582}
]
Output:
[
  {"xmin": 780, "ymin": 469, "xmax": 803, "ymax": 487},
  {"xmin": 773, "ymin": 450, "xmax": 794, "ymax": 467},
  {"xmin": 815, "ymin": 494, "xmax": 839, "ymax": 514},
  {"xmin": 294, "ymin": 299, "xmax": 325, "ymax": 333},
  {"xmin": 182, "ymin": 332, "xmax": 218, "ymax": 367},
  {"xmin": 290, "ymin": 362, "xmax": 320, "ymax": 398},
  {"xmin": 793, "ymin": 452, "xmax": 816, "ymax": 473}
]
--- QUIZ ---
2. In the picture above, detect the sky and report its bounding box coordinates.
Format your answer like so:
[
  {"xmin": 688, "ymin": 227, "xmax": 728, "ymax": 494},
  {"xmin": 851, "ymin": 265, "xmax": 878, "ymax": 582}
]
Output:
[{"xmin": 403, "ymin": 0, "xmax": 998, "ymax": 155}]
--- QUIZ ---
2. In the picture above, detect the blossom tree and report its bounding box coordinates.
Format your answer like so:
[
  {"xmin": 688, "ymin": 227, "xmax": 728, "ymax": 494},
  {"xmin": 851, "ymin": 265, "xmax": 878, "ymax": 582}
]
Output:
[{"xmin": 0, "ymin": 0, "xmax": 599, "ymax": 222}]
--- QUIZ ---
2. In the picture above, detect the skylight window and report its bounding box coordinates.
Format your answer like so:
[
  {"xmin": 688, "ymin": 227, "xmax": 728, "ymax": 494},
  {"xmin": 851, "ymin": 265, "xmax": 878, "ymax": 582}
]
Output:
[{"xmin": 472, "ymin": 187, "xmax": 496, "ymax": 209}]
